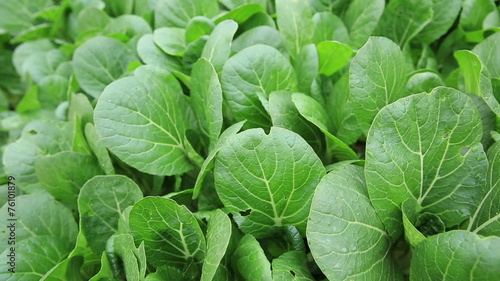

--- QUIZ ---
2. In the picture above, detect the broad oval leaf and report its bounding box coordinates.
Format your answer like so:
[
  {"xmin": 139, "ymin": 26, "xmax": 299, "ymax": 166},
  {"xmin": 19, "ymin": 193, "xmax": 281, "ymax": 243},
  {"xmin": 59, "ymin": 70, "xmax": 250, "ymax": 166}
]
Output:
[
  {"xmin": 79, "ymin": 175, "xmax": 143, "ymax": 255},
  {"xmin": 307, "ymin": 165, "xmax": 403, "ymax": 281},
  {"xmin": 468, "ymin": 141, "xmax": 500, "ymax": 236},
  {"xmin": 410, "ymin": 231, "xmax": 500, "ymax": 280},
  {"xmin": 73, "ymin": 36, "xmax": 136, "ymax": 98},
  {"xmin": 342, "ymin": 0, "xmax": 385, "ymax": 48},
  {"xmin": 136, "ymin": 34, "xmax": 183, "ymax": 72},
  {"xmin": 154, "ymin": 0, "xmax": 219, "ymax": 28},
  {"xmin": 154, "ymin": 27, "xmax": 186, "ymax": 56},
  {"xmin": 276, "ymin": 0, "xmax": 314, "ymax": 59},
  {"xmin": 348, "ymin": 36, "xmax": 407, "ymax": 135},
  {"xmin": 214, "ymin": 127, "xmax": 325, "ymax": 238},
  {"xmin": 94, "ymin": 65, "xmax": 196, "ymax": 176},
  {"xmin": 221, "ymin": 44, "xmax": 297, "ymax": 128},
  {"xmin": 129, "ymin": 197, "xmax": 206, "ymax": 268},
  {"xmin": 414, "ymin": 0, "xmax": 462, "ymax": 44},
  {"xmin": 317, "ymin": 41, "xmax": 353, "ymax": 76},
  {"xmin": 365, "ymin": 87, "xmax": 488, "ymax": 239}
]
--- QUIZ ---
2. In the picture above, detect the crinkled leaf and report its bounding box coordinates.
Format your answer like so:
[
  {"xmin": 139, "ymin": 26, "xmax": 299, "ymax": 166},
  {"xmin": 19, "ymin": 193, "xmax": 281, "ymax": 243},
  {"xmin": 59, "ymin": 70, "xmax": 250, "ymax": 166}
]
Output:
[
  {"xmin": 365, "ymin": 87, "xmax": 488, "ymax": 239},
  {"xmin": 307, "ymin": 165, "xmax": 403, "ymax": 280},
  {"xmin": 214, "ymin": 127, "xmax": 325, "ymax": 238},
  {"xmin": 94, "ymin": 66, "xmax": 196, "ymax": 176},
  {"xmin": 73, "ymin": 36, "xmax": 136, "ymax": 98},
  {"xmin": 79, "ymin": 175, "xmax": 143, "ymax": 255},
  {"xmin": 410, "ymin": 231, "xmax": 500, "ymax": 281},
  {"xmin": 221, "ymin": 45, "xmax": 297, "ymax": 128},
  {"xmin": 129, "ymin": 197, "xmax": 206, "ymax": 268}
]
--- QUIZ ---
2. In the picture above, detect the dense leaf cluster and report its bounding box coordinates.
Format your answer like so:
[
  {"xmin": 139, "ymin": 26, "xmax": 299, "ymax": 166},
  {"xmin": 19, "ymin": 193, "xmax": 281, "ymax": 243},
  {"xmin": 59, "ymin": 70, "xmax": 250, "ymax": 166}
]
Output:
[{"xmin": 0, "ymin": 0, "xmax": 500, "ymax": 280}]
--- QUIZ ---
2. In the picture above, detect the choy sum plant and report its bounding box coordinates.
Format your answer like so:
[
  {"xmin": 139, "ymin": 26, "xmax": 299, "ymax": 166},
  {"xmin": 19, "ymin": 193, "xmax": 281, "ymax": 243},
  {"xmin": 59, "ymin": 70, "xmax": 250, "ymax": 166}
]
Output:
[{"xmin": 1, "ymin": 0, "xmax": 500, "ymax": 280}]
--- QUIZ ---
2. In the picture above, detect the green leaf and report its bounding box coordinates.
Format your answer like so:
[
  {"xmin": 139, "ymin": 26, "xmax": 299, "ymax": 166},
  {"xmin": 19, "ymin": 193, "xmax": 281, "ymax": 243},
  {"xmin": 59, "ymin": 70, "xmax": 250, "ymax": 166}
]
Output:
[
  {"xmin": 459, "ymin": 0, "xmax": 496, "ymax": 32},
  {"xmin": 272, "ymin": 251, "xmax": 314, "ymax": 281},
  {"xmin": 73, "ymin": 36, "xmax": 136, "ymax": 98},
  {"xmin": 145, "ymin": 265, "xmax": 184, "ymax": 281},
  {"xmin": 17, "ymin": 84, "xmax": 41, "ymax": 113},
  {"xmin": 219, "ymin": 0, "xmax": 266, "ymax": 10},
  {"xmin": 201, "ymin": 20, "xmax": 238, "ymax": 73},
  {"xmin": 317, "ymin": 41, "xmax": 353, "ymax": 76},
  {"xmin": 129, "ymin": 197, "xmax": 206, "ymax": 268},
  {"xmin": 365, "ymin": 87, "xmax": 488, "ymax": 239},
  {"xmin": 472, "ymin": 32, "xmax": 500, "ymax": 78},
  {"xmin": 104, "ymin": 15, "xmax": 152, "ymax": 38},
  {"xmin": 0, "ymin": 0, "xmax": 52, "ymax": 36},
  {"xmin": 89, "ymin": 252, "xmax": 117, "ymax": 281},
  {"xmin": 410, "ymin": 231, "xmax": 500, "ymax": 280},
  {"xmin": 102, "ymin": 0, "xmax": 133, "ymax": 16},
  {"xmin": 191, "ymin": 58, "xmax": 223, "ymax": 145},
  {"xmin": 307, "ymin": 165, "xmax": 403, "ymax": 280},
  {"xmin": 312, "ymin": 12, "xmax": 349, "ymax": 45},
  {"xmin": 200, "ymin": 209, "xmax": 232, "ymax": 281},
  {"xmin": 405, "ymin": 71, "xmax": 444, "ymax": 95},
  {"xmin": 348, "ymin": 36, "xmax": 407, "ymax": 135},
  {"xmin": 39, "ymin": 75, "xmax": 69, "ymax": 109},
  {"xmin": 12, "ymin": 39, "xmax": 54, "ymax": 78},
  {"xmin": 401, "ymin": 199, "xmax": 426, "ymax": 248},
  {"xmin": 2, "ymin": 120, "xmax": 73, "ymax": 192},
  {"xmin": 106, "ymin": 234, "xmax": 147, "ymax": 280},
  {"xmin": 94, "ymin": 65, "xmax": 196, "ymax": 176},
  {"xmin": 77, "ymin": 7, "xmax": 110, "ymax": 35},
  {"xmin": 185, "ymin": 16, "xmax": 214, "ymax": 43},
  {"xmin": 79, "ymin": 175, "xmax": 143, "ymax": 255},
  {"xmin": 232, "ymin": 26, "xmax": 286, "ymax": 54},
  {"xmin": 292, "ymin": 92, "xmax": 358, "ymax": 161},
  {"xmin": 276, "ymin": 0, "xmax": 314, "ymax": 59},
  {"xmin": 214, "ymin": 127, "xmax": 325, "ymax": 238},
  {"xmin": 193, "ymin": 121, "xmax": 245, "ymax": 199},
  {"xmin": 221, "ymin": 44, "xmax": 297, "ymax": 128},
  {"xmin": 269, "ymin": 91, "xmax": 324, "ymax": 155},
  {"xmin": 342, "ymin": 0, "xmax": 385, "ymax": 48},
  {"xmin": 468, "ymin": 141, "xmax": 500, "ymax": 236},
  {"xmin": 153, "ymin": 27, "xmax": 186, "ymax": 56},
  {"xmin": 0, "ymin": 193, "xmax": 77, "ymax": 254},
  {"xmin": 374, "ymin": 0, "xmax": 433, "ymax": 46},
  {"xmin": 85, "ymin": 123, "xmax": 115, "ymax": 175},
  {"xmin": 35, "ymin": 151, "xmax": 102, "ymax": 206},
  {"xmin": 294, "ymin": 44, "xmax": 318, "ymax": 95},
  {"xmin": 155, "ymin": 0, "xmax": 219, "ymax": 28},
  {"xmin": 414, "ymin": 0, "xmax": 462, "ymax": 44},
  {"xmin": 232, "ymin": 234, "xmax": 272, "ymax": 281},
  {"xmin": 0, "ymin": 236, "xmax": 73, "ymax": 280},
  {"xmin": 137, "ymin": 34, "xmax": 183, "ymax": 72}
]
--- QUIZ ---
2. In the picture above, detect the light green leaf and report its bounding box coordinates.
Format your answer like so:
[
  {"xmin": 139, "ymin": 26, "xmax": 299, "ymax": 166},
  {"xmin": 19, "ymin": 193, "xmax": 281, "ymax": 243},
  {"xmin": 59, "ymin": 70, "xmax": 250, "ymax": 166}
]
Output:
[
  {"xmin": 294, "ymin": 44, "xmax": 318, "ymax": 95},
  {"xmin": 106, "ymin": 234, "xmax": 147, "ymax": 281},
  {"xmin": 219, "ymin": 0, "xmax": 266, "ymax": 9},
  {"xmin": 276, "ymin": 0, "xmax": 314, "ymax": 59},
  {"xmin": 410, "ymin": 231, "xmax": 500, "ymax": 280},
  {"xmin": 317, "ymin": 41, "xmax": 353, "ymax": 76},
  {"xmin": 312, "ymin": 12, "xmax": 349, "ymax": 45},
  {"xmin": 185, "ymin": 16, "xmax": 214, "ymax": 43},
  {"xmin": 401, "ymin": 199, "xmax": 426, "ymax": 248},
  {"xmin": 0, "ymin": 193, "xmax": 77, "ymax": 254},
  {"xmin": 365, "ymin": 87, "xmax": 488, "ymax": 239},
  {"xmin": 129, "ymin": 197, "xmax": 206, "ymax": 268},
  {"xmin": 39, "ymin": 75, "xmax": 69, "ymax": 109},
  {"xmin": 77, "ymin": 7, "xmax": 110, "ymax": 34},
  {"xmin": 19, "ymin": 48, "xmax": 67, "ymax": 84},
  {"xmin": 405, "ymin": 71, "xmax": 444, "ymax": 95},
  {"xmin": 193, "ymin": 121, "xmax": 245, "ymax": 199},
  {"xmin": 215, "ymin": 4, "xmax": 263, "ymax": 26},
  {"xmin": 0, "ymin": 0, "xmax": 52, "ymax": 36},
  {"xmin": 374, "ymin": 0, "xmax": 433, "ymax": 46},
  {"xmin": 307, "ymin": 165, "xmax": 403, "ymax": 280},
  {"xmin": 232, "ymin": 26, "xmax": 286, "ymax": 54},
  {"xmin": 104, "ymin": 15, "xmax": 152, "ymax": 38},
  {"xmin": 472, "ymin": 32, "xmax": 500, "ymax": 78},
  {"xmin": 2, "ymin": 120, "xmax": 73, "ymax": 192},
  {"xmin": 85, "ymin": 123, "xmax": 115, "ymax": 175},
  {"xmin": 35, "ymin": 151, "xmax": 102, "ymax": 206},
  {"xmin": 232, "ymin": 234, "xmax": 272, "ymax": 281},
  {"xmin": 145, "ymin": 266, "xmax": 184, "ymax": 281},
  {"xmin": 155, "ymin": 0, "xmax": 219, "ymax": 28},
  {"xmin": 348, "ymin": 36, "xmax": 407, "ymax": 135},
  {"xmin": 202, "ymin": 20, "xmax": 238, "ymax": 73},
  {"xmin": 214, "ymin": 127, "xmax": 325, "ymax": 238},
  {"xmin": 272, "ymin": 251, "xmax": 314, "ymax": 281},
  {"xmin": 201, "ymin": 209, "xmax": 232, "ymax": 281},
  {"xmin": 94, "ymin": 65, "xmax": 196, "ymax": 176},
  {"xmin": 137, "ymin": 34, "xmax": 183, "ymax": 72},
  {"xmin": 269, "ymin": 91, "xmax": 324, "ymax": 155},
  {"xmin": 89, "ymin": 252, "xmax": 116, "ymax": 281},
  {"xmin": 153, "ymin": 27, "xmax": 186, "ymax": 56},
  {"xmin": 79, "ymin": 175, "xmax": 143, "ymax": 255},
  {"xmin": 468, "ymin": 141, "xmax": 500, "ymax": 236},
  {"xmin": 12, "ymin": 39, "xmax": 54, "ymax": 77},
  {"xmin": 342, "ymin": 0, "xmax": 385, "ymax": 48},
  {"xmin": 0, "ymin": 236, "xmax": 73, "ymax": 280},
  {"xmin": 292, "ymin": 92, "xmax": 358, "ymax": 161},
  {"xmin": 414, "ymin": 0, "xmax": 462, "ymax": 44},
  {"xmin": 191, "ymin": 58, "xmax": 223, "ymax": 145},
  {"xmin": 221, "ymin": 44, "xmax": 297, "ymax": 128},
  {"xmin": 73, "ymin": 36, "xmax": 136, "ymax": 98}
]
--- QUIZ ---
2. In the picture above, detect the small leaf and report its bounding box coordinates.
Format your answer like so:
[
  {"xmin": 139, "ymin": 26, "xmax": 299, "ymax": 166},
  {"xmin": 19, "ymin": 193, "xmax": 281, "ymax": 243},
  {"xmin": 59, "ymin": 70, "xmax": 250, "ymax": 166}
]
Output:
[
  {"xmin": 272, "ymin": 251, "xmax": 314, "ymax": 281},
  {"xmin": 342, "ymin": 0, "xmax": 385, "ymax": 48},
  {"xmin": 201, "ymin": 20, "xmax": 238, "ymax": 73},
  {"xmin": 201, "ymin": 209, "xmax": 232, "ymax": 281},
  {"xmin": 232, "ymin": 234, "xmax": 272, "ymax": 281},
  {"xmin": 155, "ymin": 0, "xmax": 219, "ymax": 28},
  {"xmin": 276, "ymin": 0, "xmax": 314, "ymax": 59},
  {"xmin": 317, "ymin": 41, "xmax": 353, "ymax": 76},
  {"xmin": 154, "ymin": 27, "xmax": 186, "ymax": 56}
]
